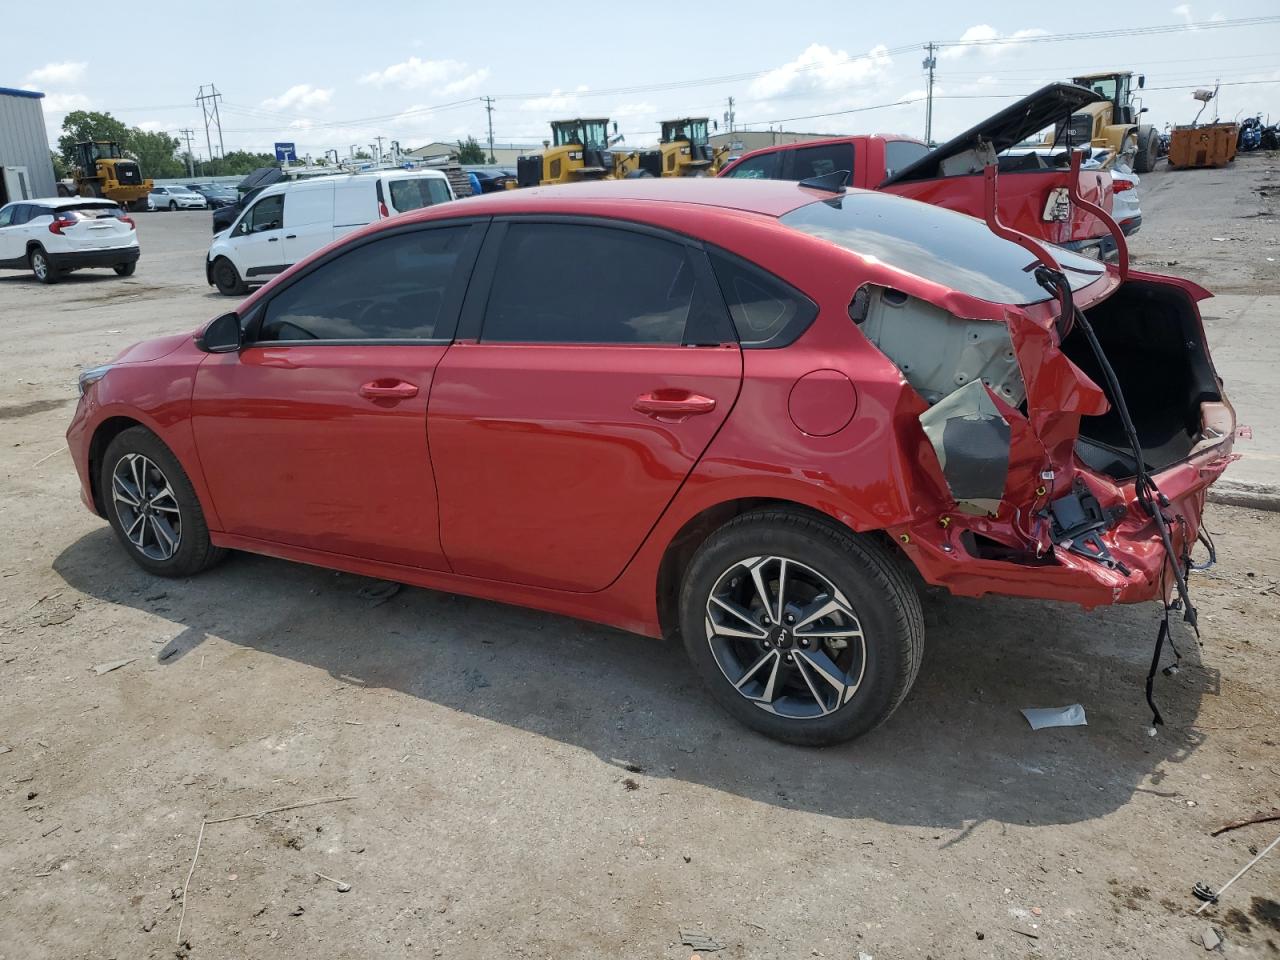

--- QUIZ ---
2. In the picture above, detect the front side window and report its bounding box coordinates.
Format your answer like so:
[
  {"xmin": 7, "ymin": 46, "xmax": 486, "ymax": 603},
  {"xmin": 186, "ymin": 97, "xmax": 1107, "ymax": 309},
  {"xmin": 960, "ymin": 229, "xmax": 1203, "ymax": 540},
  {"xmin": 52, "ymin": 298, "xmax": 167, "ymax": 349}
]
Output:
[
  {"xmin": 784, "ymin": 143, "xmax": 854, "ymax": 182},
  {"xmin": 0, "ymin": 205, "xmax": 14, "ymax": 228},
  {"xmin": 481, "ymin": 223, "xmax": 708, "ymax": 344},
  {"xmin": 388, "ymin": 177, "xmax": 452, "ymax": 212},
  {"xmin": 723, "ymin": 152, "xmax": 781, "ymax": 180},
  {"xmin": 242, "ymin": 194, "xmax": 284, "ymax": 234},
  {"xmin": 256, "ymin": 227, "xmax": 469, "ymax": 342}
]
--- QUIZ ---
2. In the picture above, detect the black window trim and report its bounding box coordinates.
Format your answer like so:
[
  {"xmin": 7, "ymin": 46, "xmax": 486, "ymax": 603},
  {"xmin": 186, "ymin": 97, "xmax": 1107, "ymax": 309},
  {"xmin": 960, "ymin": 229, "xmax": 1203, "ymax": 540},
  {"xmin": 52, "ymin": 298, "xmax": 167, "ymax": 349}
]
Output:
[
  {"xmin": 456, "ymin": 213, "xmax": 737, "ymax": 346},
  {"xmin": 708, "ymin": 245, "xmax": 819, "ymax": 349},
  {"xmin": 239, "ymin": 217, "xmax": 491, "ymax": 347}
]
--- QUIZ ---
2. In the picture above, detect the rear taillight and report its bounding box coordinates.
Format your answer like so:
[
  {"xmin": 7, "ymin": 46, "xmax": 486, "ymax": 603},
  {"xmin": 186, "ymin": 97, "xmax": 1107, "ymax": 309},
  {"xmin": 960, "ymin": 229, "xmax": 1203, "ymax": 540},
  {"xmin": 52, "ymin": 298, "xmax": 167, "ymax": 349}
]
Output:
[
  {"xmin": 1113, "ymin": 179, "xmax": 1134, "ymax": 193},
  {"xmin": 378, "ymin": 201, "xmax": 389, "ymax": 219},
  {"xmin": 48, "ymin": 218, "xmax": 69, "ymax": 235},
  {"xmin": 121, "ymin": 216, "xmax": 136, "ymax": 230}
]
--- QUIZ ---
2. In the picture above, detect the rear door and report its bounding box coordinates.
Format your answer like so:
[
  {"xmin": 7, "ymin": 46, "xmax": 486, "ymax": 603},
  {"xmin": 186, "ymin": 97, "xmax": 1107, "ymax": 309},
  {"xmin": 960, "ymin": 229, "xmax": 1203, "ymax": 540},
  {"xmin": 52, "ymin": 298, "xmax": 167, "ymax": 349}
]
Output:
[
  {"xmin": 428, "ymin": 219, "xmax": 742, "ymax": 592},
  {"xmin": 192, "ymin": 221, "xmax": 485, "ymax": 569}
]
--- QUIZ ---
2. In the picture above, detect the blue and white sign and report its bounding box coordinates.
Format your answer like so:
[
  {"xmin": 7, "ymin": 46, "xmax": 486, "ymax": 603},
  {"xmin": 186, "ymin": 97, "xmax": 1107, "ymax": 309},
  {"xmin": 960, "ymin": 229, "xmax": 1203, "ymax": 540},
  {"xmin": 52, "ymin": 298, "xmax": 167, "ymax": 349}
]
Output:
[{"xmin": 274, "ymin": 142, "xmax": 297, "ymax": 163}]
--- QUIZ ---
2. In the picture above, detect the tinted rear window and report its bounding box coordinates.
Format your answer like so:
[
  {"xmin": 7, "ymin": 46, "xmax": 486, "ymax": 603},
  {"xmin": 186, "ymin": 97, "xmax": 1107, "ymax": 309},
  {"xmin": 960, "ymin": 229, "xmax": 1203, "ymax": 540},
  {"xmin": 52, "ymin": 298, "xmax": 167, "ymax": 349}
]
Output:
[
  {"xmin": 389, "ymin": 177, "xmax": 452, "ymax": 212},
  {"xmin": 780, "ymin": 192, "xmax": 1105, "ymax": 305},
  {"xmin": 62, "ymin": 204, "xmax": 125, "ymax": 220}
]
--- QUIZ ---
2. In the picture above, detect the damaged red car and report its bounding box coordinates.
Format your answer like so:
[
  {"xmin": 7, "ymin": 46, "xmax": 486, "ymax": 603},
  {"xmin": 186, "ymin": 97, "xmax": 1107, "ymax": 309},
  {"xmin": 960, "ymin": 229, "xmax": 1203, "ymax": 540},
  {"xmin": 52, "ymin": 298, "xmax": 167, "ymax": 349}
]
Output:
[{"xmin": 66, "ymin": 177, "xmax": 1235, "ymax": 745}]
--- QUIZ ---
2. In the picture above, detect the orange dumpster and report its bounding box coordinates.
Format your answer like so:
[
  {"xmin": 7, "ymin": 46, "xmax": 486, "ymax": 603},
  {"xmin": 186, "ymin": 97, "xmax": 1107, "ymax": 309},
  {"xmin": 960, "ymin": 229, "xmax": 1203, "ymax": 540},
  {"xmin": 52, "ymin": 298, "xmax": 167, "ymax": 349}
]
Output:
[{"xmin": 1168, "ymin": 123, "xmax": 1238, "ymax": 168}]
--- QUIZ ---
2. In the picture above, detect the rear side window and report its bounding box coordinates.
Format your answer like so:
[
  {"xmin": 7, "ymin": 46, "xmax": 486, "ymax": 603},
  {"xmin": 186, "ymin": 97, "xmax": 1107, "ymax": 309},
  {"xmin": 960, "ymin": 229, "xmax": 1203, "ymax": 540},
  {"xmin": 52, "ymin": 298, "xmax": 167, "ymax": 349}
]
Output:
[
  {"xmin": 883, "ymin": 140, "xmax": 930, "ymax": 178},
  {"xmin": 257, "ymin": 227, "xmax": 469, "ymax": 342},
  {"xmin": 388, "ymin": 177, "xmax": 452, "ymax": 212},
  {"xmin": 723, "ymin": 152, "xmax": 781, "ymax": 180},
  {"xmin": 481, "ymin": 223, "xmax": 713, "ymax": 344},
  {"xmin": 10, "ymin": 205, "xmax": 33, "ymax": 226},
  {"xmin": 784, "ymin": 143, "xmax": 854, "ymax": 182},
  {"xmin": 710, "ymin": 251, "xmax": 817, "ymax": 347}
]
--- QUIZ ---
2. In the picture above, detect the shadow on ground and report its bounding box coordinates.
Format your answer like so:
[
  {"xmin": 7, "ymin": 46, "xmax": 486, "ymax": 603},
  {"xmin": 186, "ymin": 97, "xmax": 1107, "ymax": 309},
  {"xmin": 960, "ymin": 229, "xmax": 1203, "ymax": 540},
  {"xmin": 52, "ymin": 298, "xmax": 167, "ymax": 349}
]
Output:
[{"xmin": 54, "ymin": 526, "xmax": 1213, "ymax": 833}]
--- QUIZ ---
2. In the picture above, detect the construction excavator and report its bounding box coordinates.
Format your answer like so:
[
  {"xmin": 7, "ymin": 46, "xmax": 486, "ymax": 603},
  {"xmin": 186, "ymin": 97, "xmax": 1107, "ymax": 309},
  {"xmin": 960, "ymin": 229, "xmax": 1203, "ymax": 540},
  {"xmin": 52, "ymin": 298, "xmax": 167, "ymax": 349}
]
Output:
[
  {"xmin": 516, "ymin": 119, "xmax": 643, "ymax": 187},
  {"xmin": 635, "ymin": 118, "xmax": 730, "ymax": 177}
]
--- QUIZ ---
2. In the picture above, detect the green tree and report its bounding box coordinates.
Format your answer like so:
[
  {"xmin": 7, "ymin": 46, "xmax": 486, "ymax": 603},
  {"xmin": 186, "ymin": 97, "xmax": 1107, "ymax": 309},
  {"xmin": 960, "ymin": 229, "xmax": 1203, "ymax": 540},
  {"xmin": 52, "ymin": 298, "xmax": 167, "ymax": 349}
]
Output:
[
  {"xmin": 127, "ymin": 129, "xmax": 183, "ymax": 179},
  {"xmin": 205, "ymin": 151, "xmax": 278, "ymax": 176},
  {"xmin": 58, "ymin": 110, "xmax": 130, "ymax": 166},
  {"xmin": 353, "ymin": 149, "xmax": 372, "ymax": 160},
  {"xmin": 50, "ymin": 151, "xmax": 68, "ymax": 180},
  {"xmin": 456, "ymin": 136, "xmax": 485, "ymax": 164}
]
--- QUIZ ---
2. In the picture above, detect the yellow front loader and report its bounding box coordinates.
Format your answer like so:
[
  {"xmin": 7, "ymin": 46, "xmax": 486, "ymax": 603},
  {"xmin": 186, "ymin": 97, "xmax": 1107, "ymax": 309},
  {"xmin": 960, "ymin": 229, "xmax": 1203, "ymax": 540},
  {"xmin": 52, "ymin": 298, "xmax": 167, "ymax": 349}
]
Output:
[
  {"xmin": 1052, "ymin": 72, "xmax": 1160, "ymax": 172},
  {"xmin": 59, "ymin": 141, "xmax": 154, "ymax": 211},
  {"xmin": 515, "ymin": 119, "xmax": 642, "ymax": 186},
  {"xmin": 635, "ymin": 118, "xmax": 730, "ymax": 177}
]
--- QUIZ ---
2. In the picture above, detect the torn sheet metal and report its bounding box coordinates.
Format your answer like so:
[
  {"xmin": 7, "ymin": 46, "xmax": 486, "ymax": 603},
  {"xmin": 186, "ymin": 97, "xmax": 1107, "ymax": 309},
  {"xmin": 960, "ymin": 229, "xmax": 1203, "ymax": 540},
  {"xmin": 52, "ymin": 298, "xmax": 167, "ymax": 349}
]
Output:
[{"xmin": 919, "ymin": 380, "xmax": 1011, "ymax": 515}]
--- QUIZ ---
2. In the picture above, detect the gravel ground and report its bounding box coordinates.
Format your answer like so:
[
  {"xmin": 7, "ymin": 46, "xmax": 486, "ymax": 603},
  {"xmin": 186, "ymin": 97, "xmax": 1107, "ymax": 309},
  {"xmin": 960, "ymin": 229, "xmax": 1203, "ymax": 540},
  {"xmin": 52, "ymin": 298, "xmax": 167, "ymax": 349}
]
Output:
[{"xmin": 0, "ymin": 163, "xmax": 1277, "ymax": 960}]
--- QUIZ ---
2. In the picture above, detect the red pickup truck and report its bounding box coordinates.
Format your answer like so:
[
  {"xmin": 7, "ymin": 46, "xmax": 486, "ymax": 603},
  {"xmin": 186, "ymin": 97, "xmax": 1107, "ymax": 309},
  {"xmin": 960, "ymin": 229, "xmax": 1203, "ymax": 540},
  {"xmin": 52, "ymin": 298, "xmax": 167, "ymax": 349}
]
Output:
[{"xmin": 719, "ymin": 83, "xmax": 1116, "ymax": 258}]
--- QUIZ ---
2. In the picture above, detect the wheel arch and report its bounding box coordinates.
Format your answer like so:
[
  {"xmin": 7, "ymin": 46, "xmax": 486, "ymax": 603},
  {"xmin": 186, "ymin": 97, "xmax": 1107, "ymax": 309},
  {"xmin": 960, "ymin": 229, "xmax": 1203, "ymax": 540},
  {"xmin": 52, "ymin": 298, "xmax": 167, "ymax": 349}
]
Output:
[
  {"xmin": 87, "ymin": 416, "xmax": 148, "ymax": 515},
  {"xmin": 653, "ymin": 496, "xmax": 909, "ymax": 642}
]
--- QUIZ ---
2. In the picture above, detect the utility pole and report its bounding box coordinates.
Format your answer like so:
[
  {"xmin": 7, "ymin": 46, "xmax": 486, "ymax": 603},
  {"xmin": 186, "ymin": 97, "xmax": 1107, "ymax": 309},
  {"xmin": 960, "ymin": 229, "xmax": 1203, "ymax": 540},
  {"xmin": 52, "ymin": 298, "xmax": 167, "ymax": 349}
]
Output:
[
  {"xmin": 179, "ymin": 128, "xmax": 196, "ymax": 177},
  {"xmin": 482, "ymin": 96, "xmax": 496, "ymax": 163},
  {"xmin": 195, "ymin": 84, "xmax": 225, "ymax": 159},
  {"xmin": 374, "ymin": 136, "xmax": 385, "ymax": 163},
  {"xmin": 922, "ymin": 43, "xmax": 938, "ymax": 146},
  {"xmin": 724, "ymin": 96, "xmax": 736, "ymax": 133}
]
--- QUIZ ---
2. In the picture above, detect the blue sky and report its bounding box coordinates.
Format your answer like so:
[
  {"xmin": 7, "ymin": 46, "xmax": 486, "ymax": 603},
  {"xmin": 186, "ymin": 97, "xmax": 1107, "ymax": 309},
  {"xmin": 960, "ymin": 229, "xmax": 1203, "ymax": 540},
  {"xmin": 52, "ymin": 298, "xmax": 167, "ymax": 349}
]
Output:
[{"xmin": 10, "ymin": 0, "xmax": 1280, "ymax": 160}]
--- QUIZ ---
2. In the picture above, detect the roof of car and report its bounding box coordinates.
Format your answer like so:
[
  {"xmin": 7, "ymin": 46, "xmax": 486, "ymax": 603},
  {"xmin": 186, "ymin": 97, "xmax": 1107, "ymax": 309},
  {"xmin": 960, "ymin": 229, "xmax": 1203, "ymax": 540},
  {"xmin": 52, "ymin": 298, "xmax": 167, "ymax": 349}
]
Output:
[
  {"xmin": 2, "ymin": 196, "xmax": 123, "ymax": 208},
  {"xmin": 436, "ymin": 177, "xmax": 836, "ymax": 218}
]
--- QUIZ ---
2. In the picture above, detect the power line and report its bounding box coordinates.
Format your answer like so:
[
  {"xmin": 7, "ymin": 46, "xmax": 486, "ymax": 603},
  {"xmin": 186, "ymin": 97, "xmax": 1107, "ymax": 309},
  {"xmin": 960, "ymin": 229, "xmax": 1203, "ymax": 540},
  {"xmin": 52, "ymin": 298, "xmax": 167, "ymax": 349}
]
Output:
[{"xmin": 195, "ymin": 84, "xmax": 225, "ymax": 159}]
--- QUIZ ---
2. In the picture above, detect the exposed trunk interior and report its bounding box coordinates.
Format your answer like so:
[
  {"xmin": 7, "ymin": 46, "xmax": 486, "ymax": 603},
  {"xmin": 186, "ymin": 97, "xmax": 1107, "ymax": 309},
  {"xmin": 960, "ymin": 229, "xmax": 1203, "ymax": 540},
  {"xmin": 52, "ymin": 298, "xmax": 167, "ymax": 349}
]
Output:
[{"xmin": 1063, "ymin": 281, "xmax": 1221, "ymax": 480}]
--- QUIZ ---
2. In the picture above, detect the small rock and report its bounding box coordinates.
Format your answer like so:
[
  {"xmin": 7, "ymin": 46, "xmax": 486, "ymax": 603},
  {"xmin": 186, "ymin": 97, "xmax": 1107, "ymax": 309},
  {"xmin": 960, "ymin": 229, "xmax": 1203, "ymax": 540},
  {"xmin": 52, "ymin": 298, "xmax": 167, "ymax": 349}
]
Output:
[
  {"xmin": 976, "ymin": 932, "xmax": 985, "ymax": 940},
  {"xmin": 142, "ymin": 918, "xmax": 155, "ymax": 932},
  {"xmin": 683, "ymin": 854, "xmax": 692, "ymax": 863},
  {"xmin": 93, "ymin": 658, "xmax": 134, "ymax": 676},
  {"xmin": 622, "ymin": 778, "xmax": 639, "ymax": 791},
  {"xmin": 27, "ymin": 791, "xmax": 37, "ymax": 801},
  {"xmin": 1032, "ymin": 907, "xmax": 1043, "ymax": 917},
  {"xmin": 289, "ymin": 904, "xmax": 305, "ymax": 917},
  {"xmin": 0, "ymin": 745, "xmax": 12, "ymax": 755},
  {"xmin": 1200, "ymin": 926, "xmax": 1222, "ymax": 950},
  {"xmin": 337, "ymin": 881, "xmax": 352, "ymax": 893}
]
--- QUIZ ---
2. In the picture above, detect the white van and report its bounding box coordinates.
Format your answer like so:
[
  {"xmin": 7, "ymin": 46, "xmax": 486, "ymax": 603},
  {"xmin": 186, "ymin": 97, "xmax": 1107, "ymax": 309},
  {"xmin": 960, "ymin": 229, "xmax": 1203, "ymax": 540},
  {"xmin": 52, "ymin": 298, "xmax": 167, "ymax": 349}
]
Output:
[{"xmin": 206, "ymin": 168, "xmax": 455, "ymax": 295}]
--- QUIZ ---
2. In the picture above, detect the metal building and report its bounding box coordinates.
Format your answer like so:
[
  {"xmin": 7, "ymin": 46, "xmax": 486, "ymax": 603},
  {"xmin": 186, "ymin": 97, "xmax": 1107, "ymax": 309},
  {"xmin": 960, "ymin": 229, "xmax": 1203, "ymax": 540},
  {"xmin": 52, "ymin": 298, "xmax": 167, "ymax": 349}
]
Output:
[{"xmin": 0, "ymin": 87, "xmax": 57, "ymax": 204}]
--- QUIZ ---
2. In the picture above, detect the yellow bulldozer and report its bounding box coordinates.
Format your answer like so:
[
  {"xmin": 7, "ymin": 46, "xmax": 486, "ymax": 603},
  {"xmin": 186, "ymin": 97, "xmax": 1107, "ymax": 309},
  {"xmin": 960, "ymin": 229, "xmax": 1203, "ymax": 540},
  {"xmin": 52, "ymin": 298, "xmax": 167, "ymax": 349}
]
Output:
[
  {"xmin": 1052, "ymin": 72, "xmax": 1160, "ymax": 172},
  {"xmin": 515, "ymin": 119, "xmax": 642, "ymax": 187},
  {"xmin": 58, "ymin": 141, "xmax": 154, "ymax": 211},
  {"xmin": 635, "ymin": 118, "xmax": 730, "ymax": 177}
]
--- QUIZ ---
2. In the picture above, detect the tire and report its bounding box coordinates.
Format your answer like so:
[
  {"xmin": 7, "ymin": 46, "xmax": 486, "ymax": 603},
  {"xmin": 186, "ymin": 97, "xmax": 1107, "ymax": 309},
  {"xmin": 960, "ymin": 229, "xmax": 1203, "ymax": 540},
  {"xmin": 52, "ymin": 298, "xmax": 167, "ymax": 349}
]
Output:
[
  {"xmin": 100, "ymin": 426, "xmax": 225, "ymax": 578},
  {"xmin": 114, "ymin": 262, "xmax": 137, "ymax": 277},
  {"xmin": 623, "ymin": 169, "xmax": 653, "ymax": 179},
  {"xmin": 678, "ymin": 509, "xmax": 924, "ymax": 746},
  {"xmin": 1135, "ymin": 130, "xmax": 1158, "ymax": 173},
  {"xmin": 130, "ymin": 198, "xmax": 148, "ymax": 212},
  {"xmin": 81, "ymin": 182, "xmax": 102, "ymax": 199},
  {"xmin": 1119, "ymin": 133, "xmax": 1139, "ymax": 171},
  {"xmin": 29, "ymin": 246, "xmax": 58, "ymax": 284},
  {"xmin": 211, "ymin": 256, "xmax": 247, "ymax": 296},
  {"xmin": 168, "ymin": 201, "xmax": 178, "ymax": 212}
]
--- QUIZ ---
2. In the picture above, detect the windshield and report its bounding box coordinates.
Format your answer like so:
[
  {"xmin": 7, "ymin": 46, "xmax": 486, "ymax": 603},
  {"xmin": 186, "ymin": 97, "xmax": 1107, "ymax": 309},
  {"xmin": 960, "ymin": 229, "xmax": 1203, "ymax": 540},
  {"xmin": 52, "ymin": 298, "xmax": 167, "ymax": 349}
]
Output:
[
  {"xmin": 552, "ymin": 122, "xmax": 580, "ymax": 147},
  {"xmin": 1079, "ymin": 76, "xmax": 1117, "ymax": 102},
  {"xmin": 581, "ymin": 120, "xmax": 607, "ymax": 148},
  {"xmin": 780, "ymin": 192, "xmax": 1106, "ymax": 305}
]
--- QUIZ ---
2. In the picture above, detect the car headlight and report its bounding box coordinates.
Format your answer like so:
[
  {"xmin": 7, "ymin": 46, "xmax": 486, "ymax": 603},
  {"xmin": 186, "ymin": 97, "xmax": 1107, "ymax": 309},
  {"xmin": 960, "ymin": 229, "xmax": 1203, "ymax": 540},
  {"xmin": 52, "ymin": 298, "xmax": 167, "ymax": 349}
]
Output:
[{"xmin": 77, "ymin": 364, "xmax": 113, "ymax": 396}]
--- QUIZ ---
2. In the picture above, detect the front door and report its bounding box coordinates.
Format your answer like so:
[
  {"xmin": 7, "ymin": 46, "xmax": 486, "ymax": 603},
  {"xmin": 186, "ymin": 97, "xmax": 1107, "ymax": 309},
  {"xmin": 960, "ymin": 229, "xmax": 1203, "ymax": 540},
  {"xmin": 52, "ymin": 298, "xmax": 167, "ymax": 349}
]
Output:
[
  {"xmin": 191, "ymin": 222, "xmax": 484, "ymax": 569},
  {"xmin": 429, "ymin": 220, "xmax": 742, "ymax": 592},
  {"xmin": 231, "ymin": 193, "xmax": 288, "ymax": 280}
]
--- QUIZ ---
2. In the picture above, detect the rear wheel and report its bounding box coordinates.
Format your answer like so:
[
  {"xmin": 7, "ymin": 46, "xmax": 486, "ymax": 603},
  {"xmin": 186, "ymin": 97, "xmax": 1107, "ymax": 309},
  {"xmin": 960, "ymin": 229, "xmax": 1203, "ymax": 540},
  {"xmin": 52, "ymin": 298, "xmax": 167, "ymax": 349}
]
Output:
[
  {"xmin": 100, "ymin": 426, "xmax": 225, "ymax": 577},
  {"xmin": 114, "ymin": 262, "xmax": 136, "ymax": 277},
  {"xmin": 212, "ymin": 256, "xmax": 247, "ymax": 296},
  {"xmin": 679, "ymin": 509, "xmax": 924, "ymax": 746},
  {"xmin": 30, "ymin": 246, "xmax": 58, "ymax": 284}
]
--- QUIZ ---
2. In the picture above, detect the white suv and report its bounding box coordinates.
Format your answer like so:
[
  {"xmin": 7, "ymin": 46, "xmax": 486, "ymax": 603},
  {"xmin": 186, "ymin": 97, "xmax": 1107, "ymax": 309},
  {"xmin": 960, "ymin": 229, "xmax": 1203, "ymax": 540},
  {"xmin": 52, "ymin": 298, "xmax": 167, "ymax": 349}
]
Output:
[{"xmin": 0, "ymin": 198, "xmax": 140, "ymax": 284}]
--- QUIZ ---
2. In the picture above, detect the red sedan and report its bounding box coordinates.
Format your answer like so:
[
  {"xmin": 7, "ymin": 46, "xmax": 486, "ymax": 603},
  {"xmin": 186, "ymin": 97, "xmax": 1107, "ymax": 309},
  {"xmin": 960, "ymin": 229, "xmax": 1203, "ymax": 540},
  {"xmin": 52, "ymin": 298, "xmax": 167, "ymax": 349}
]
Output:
[{"xmin": 67, "ymin": 178, "xmax": 1235, "ymax": 745}]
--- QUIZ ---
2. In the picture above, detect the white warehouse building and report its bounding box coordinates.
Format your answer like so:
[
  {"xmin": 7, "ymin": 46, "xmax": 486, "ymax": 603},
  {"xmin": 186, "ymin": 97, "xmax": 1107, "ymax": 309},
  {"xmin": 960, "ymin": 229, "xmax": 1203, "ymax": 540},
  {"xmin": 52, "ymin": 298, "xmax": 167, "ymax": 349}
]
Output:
[{"xmin": 0, "ymin": 86, "xmax": 57, "ymax": 204}]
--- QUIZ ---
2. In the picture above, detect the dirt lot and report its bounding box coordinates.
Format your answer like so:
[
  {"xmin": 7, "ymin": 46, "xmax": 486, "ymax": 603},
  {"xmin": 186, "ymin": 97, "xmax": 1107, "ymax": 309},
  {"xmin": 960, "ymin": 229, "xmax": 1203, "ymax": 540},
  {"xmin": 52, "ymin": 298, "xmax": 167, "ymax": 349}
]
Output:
[{"xmin": 1, "ymin": 160, "xmax": 1277, "ymax": 960}]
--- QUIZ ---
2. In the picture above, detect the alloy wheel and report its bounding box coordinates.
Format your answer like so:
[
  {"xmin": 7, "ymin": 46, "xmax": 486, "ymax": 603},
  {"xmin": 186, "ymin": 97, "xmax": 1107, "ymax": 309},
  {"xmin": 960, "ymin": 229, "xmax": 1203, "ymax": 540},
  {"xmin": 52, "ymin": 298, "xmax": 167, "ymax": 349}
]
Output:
[
  {"xmin": 32, "ymin": 252, "xmax": 48, "ymax": 280},
  {"xmin": 704, "ymin": 555, "xmax": 867, "ymax": 719},
  {"xmin": 111, "ymin": 453, "xmax": 182, "ymax": 561}
]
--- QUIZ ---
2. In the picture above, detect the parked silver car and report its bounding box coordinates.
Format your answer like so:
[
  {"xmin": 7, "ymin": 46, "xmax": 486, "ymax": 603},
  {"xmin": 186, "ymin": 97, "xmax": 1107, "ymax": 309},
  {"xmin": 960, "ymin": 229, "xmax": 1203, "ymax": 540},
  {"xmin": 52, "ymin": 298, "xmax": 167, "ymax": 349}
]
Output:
[{"xmin": 149, "ymin": 186, "xmax": 207, "ymax": 211}]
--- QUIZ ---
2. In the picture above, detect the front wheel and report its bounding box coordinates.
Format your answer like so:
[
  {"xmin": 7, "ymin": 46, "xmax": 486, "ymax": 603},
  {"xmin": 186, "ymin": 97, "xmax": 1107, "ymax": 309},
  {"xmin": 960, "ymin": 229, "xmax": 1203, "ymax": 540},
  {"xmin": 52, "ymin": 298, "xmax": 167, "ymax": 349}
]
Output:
[
  {"xmin": 679, "ymin": 509, "xmax": 924, "ymax": 746},
  {"xmin": 1135, "ymin": 130, "xmax": 1158, "ymax": 173},
  {"xmin": 100, "ymin": 426, "xmax": 225, "ymax": 577},
  {"xmin": 168, "ymin": 201, "xmax": 178, "ymax": 211},
  {"xmin": 211, "ymin": 256, "xmax": 247, "ymax": 296}
]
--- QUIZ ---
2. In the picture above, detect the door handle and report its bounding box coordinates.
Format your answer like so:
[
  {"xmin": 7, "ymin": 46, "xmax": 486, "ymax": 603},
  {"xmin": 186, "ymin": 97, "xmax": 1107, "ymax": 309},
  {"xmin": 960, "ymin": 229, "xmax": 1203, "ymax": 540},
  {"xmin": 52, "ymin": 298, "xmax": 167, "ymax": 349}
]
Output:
[
  {"xmin": 633, "ymin": 391, "xmax": 716, "ymax": 417},
  {"xmin": 359, "ymin": 379, "xmax": 419, "ymax": 400},
  {"xmin": 267, "ymin": 237, "xmax": 279, "ymax": 242},
  {"xmin": 285, "ymin": 234, "xmax": 297, "ymax": 239}
]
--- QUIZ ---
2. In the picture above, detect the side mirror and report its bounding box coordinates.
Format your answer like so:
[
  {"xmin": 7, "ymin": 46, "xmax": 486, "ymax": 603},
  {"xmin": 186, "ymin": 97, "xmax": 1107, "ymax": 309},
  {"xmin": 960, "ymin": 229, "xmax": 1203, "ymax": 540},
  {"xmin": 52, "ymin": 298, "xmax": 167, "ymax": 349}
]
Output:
[
  {"xmin": 612, "ymin": 121, "xmax": 618, "ymax": 134},
  {"xmin": 713, "ymin": 120, "xmax": 719, "ymax": 131},
  {"xmin": 1140, "ymin": 106, "xmax": 1149, "ymax": 114},
  {"xmin": 1137, "ymin": 74, "xmax": 1145, "ymax": 89},
  {"xmin": 197, "ymin": 312, "xmax": 242, "ymax": 353}
]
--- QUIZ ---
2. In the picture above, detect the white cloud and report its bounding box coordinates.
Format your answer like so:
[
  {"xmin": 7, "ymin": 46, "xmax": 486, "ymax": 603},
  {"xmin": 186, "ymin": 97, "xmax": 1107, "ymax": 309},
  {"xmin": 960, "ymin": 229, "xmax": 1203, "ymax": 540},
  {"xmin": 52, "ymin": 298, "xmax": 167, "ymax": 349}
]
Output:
[
  {"xmin": 135, "ymin": 120, "xmax": 164, "ymax": 132},
  {"xmin": 1172, "ymin": 4, "xmax": 1224, "ymax": 28},
  {"xmin": 25, "ymin": 61, "xmax": 87, "ymax": 86},
  {"xmin": 358, "ymin": 56, "xmax": 488, "ymax": 97},
  {"xmin": 519, "ymin": 85, "xmax": 589, "ymax": 114},
  {"xmin": 39, "ymin": 91, "xmax": 92, "ymax": 113},
  {"xmin": 940, "ymin": 25, "xmax": 1049, "ymax": 60},
  {"xmin": 749, "ymin": 44, "xmax": 893, "ymax": 100},
  {"xmin": 261, "ymin": 84, "xmax": 333, "ymax": 111}
]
